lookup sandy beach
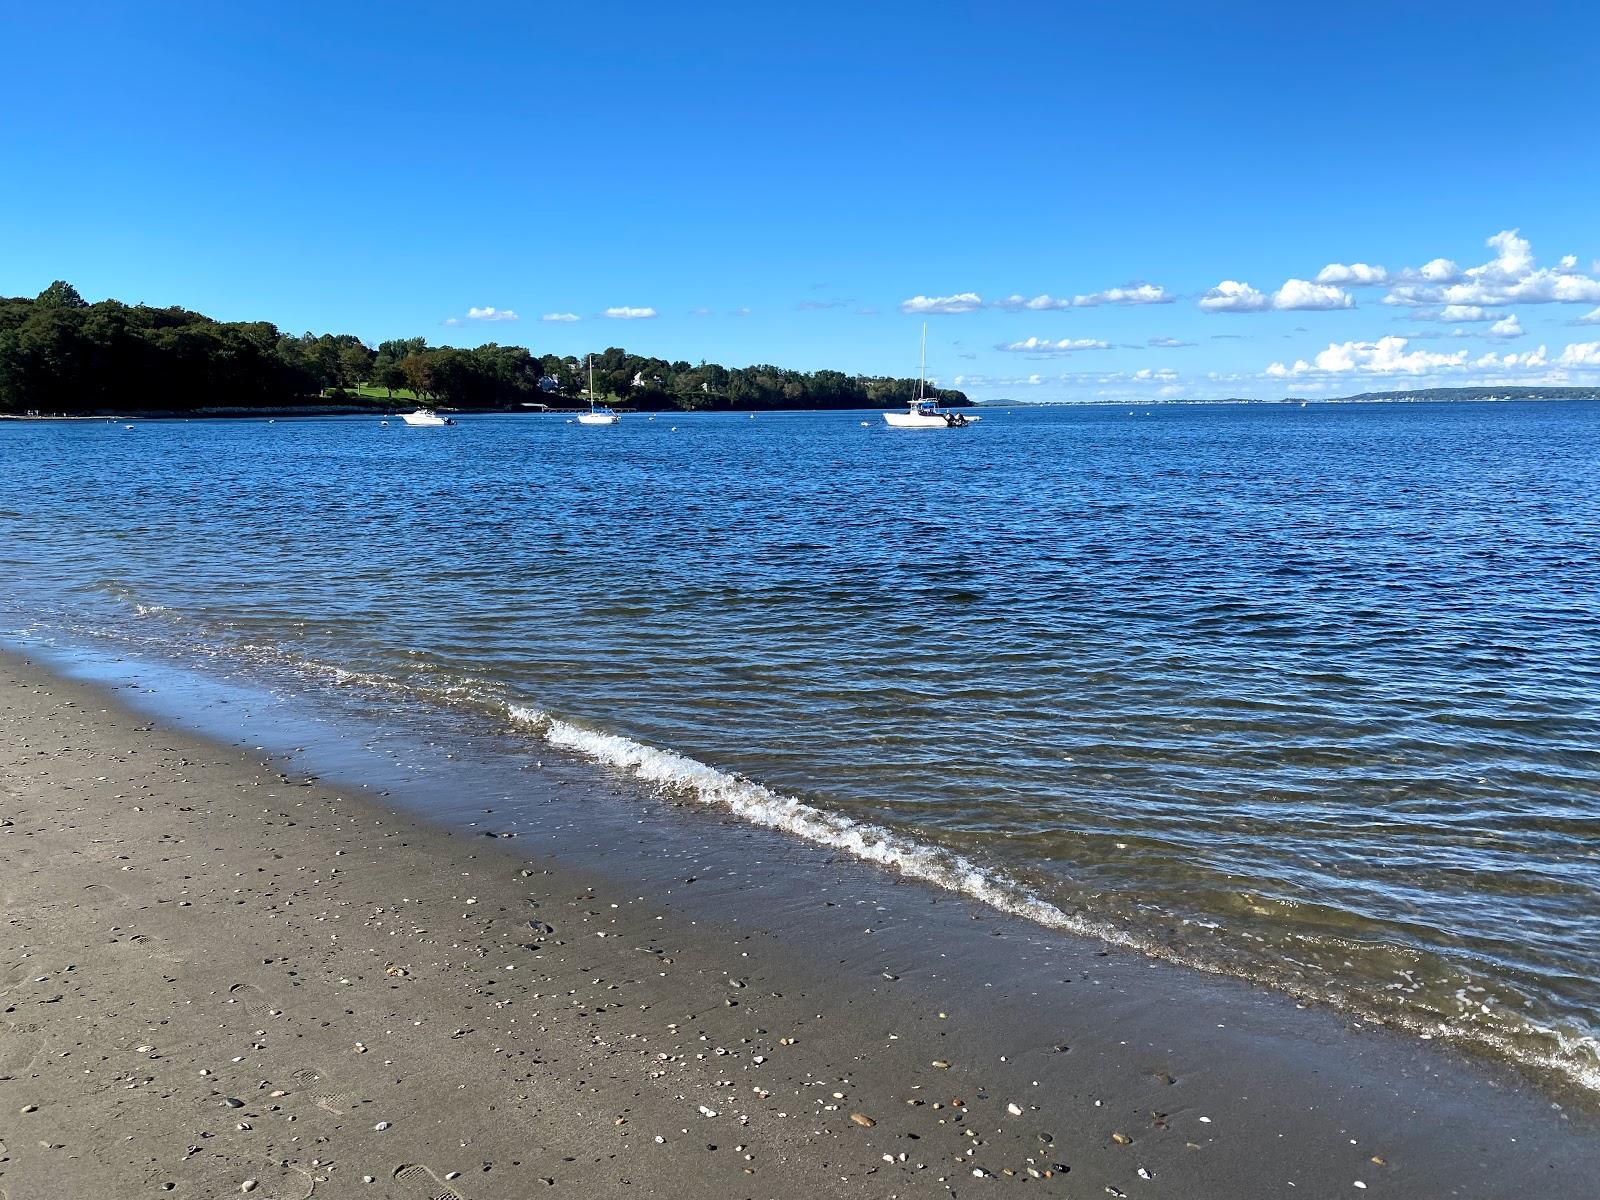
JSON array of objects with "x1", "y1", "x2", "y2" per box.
[{"x1": 2, "y1": 649, "x2": 1597, "y2": 1199}]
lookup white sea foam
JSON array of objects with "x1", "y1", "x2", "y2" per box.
[
  {"x1": 508, "y1": 703, "x2": 1150, "y2": 952},
  {"x1": 506, "y1": 701, "x2": 1600, "y2": 1100}
]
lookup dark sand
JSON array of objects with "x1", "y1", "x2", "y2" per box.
[{"x1": 2, "y1": 650, "x2": 1597, "y2": 1199}]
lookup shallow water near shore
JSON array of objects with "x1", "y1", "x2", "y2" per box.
[{"x1": 3, "y1": 400, "x2": 1598, "y2": 1096}]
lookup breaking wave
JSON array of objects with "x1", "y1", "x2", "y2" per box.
[
  {"x1": 509, "y1": 703, "x2": 1139, "y2": 947},
  {"x1": 506, "y1": 701, "x2": 1600, "y2": 1101}
]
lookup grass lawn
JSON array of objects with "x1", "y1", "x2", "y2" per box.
[{"x1": 321, "y1": 383, "x2": 422, "y2": 404}]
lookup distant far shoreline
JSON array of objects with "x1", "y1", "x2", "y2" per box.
[
  {"x1": 1271, "y1": 385, "x2": 1600, "y2": 405},
  {"x1": 977, "y1": 386, "x2": 1600, "y2": 407}
]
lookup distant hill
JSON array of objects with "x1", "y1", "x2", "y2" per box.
[{"x1": 1281, "y1": 386, "x2": 1600, "y2": 404}]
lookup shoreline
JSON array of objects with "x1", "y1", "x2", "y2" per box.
[
  {"x1": 0, "y1": 401, "x2": 977, "y2": 423},
  {"x1": 3, "y1": 647, "x2": 1599, "y2": 1197}
]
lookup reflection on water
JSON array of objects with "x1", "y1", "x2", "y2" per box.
[{"x1": 4, "y1": 401, "x2": 1599, "y2": 1094}]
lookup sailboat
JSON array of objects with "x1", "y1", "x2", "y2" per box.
[
  {"x1": 577, "y1": 356, "x2": 621, "y2": 425},
  {"x1": 883, "y1": 324, "x2": 974, "y2": 428}
]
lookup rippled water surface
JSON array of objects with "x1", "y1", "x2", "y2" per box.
[{"x1": 3, "y1": 402, "x2": 1598, "y2": 1093}]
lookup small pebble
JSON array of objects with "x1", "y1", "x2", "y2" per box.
[
  {"x1": 374, "y1": 1121, "x2": 391, "y2": 1131},
  {"x1": 850, "y1": 1113, "x2": 876, "y2": 1127}
]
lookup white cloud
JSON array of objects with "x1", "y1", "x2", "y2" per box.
[
  {"x1": 1200, "y1": 278, "x2": 1351, "y2": 312},
  {"x1": 1132, "y1": 367, "x2": 1179, "y2": 381},
  {"x1": 1316, "y1": 262, "x2": 1389, "y2": 286},
  {"x1": 993, "y1": 294, "x2": 1070, "y2": 311},
  {"x1": 1574, "y1": 306, "x2": 1600, "y2": 325},
  {"x1": 1385, "y1": 230, "x2": 1600, "y2": 308},
  {"x1": 1559, "y1": 342, "x2": 1600, "y2": 366},
  {"x1": 1148, "y1": 335, "x2": 1195, "y2": 347},
  {"x1": 1272, "y1": 279, "x2": 1354, "y2": 310},
  {"x1": 1473, "y1": 345, "x2": 1547, "y2": 369},
  {"x1": 1417, "y1": 257, "x2": 1461, "y2": 283},
  {"x1": 1073, "y1": 283, "x2": 1173, "y2": 307},
  {"x1": 992, "y1": 284, "x2": 1171, "y2": 311},
  {"x1": 999, "y1": 336, "x2": 1112, "y2": 354},
  {"x1": 1440, "y1": 304, "x2": 1494, "y2": 322},
  {"x1": 1266, "y1": 335, "x2": 1469, "y2": 377},
  {"x1": 604, "y1": 306, "x2": 658, "y2": 320},
  {"x1": 443, "y1": 305, "x2": 519, "y2": 326},
  {"x1": 1199, "y1": 280, "x2": 1269, "y2": 312},
  {"x1": 1263, "y1": 333, "x2": 1600, "y2": 380},
  {"x1": 540, "y1": 312, "x2": 580, "y2": 322},
  {"x1": 900, "y1": 292, "x2": 983, "y2": 314},
  {"x1": 1484, "y1": 314, "x2": 1524, "y2": 340}
]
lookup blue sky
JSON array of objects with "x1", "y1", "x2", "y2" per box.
[{"x1": 4, "y1": 1, "x2": 1598, "y2": 401}]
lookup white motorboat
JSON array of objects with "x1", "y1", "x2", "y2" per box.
[
  {"x1": 400, "y1": 408, "x2": 454, "y2": 427},
  {"x1": 885, "y1": 399, "x2": 974, "y2": 428},
  {"x1": 577, "y1": 356, "x2": 621, "y2": 425},
  {"x1": 883, "y1": 324, "x2": 975, "y2": 428}
]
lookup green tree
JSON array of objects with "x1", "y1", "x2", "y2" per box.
[
  {"x1": 35, "y1": 280, "x2": 87, "y2": 310},
  {"x1": 400, "y1": 352, "x2": 434, "y2": 400},
  {"x1": 338, "y1": 342, "x2": 374, "y2": 389}
]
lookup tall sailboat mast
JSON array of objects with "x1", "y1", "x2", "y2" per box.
[{"x1": 918, "y1": 321, "x2": 927, "y2": 401}]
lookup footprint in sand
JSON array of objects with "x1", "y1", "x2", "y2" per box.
[
  {"x1": 80, "y1": 881, "x2": 129, "y2": 906},
  {"x1": 0, "y1": 960, "x2": 36, "y2": 994},
  {"x1": 0, "y1": 1020, "x2": 45, "y2": 1075},
  {"x1": 226, "y1": 983, "x2": 282, "y2": 1021},
  {"x1": 288, "y1": 1066, "x2": 364, "y2": 1114},
  {"x1": 394, "y1": 1164, "x2": 472, "y2": 1200}
]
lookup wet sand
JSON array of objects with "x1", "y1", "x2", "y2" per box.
[{"x1": 2, "y1": 650, "x2": 1597, "y2": 1199}]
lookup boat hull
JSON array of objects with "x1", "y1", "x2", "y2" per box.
[
  {"x1": 577, "y1": 412, "x2": 620, "y2": 425},
  {"x1": 884, "y1": 411, "x2": 969, "y2": 428},
  {"x1": 400, "y1": 412, "x2": 449, "y2": 426}
]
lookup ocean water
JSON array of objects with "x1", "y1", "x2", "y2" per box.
[{"x1": 3, "y1": 402, "x2": 1598, "y2": 1096}]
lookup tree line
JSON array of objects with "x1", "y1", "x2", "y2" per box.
[{"x1": 0, "y1": 283, "x2": 969, "y2": 414}]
